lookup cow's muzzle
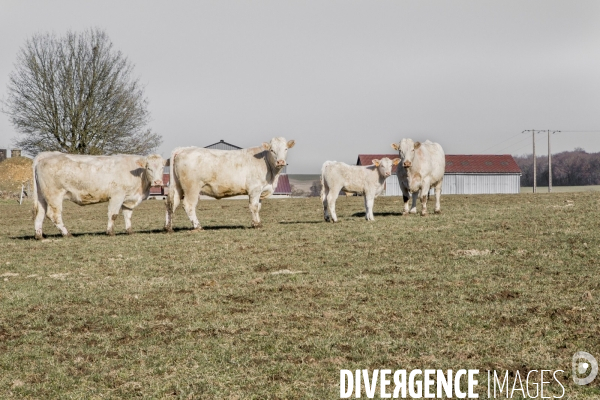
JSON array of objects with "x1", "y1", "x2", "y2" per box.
[
  {"x1": 384, "y1": 172, "x2": 391, "y2": 177},
  {"x1": 152, "y1": 180, "x2": 164, "y2": 187},
  {"x1": 403, "y1": 161, "x2": 412, "y2": 168},
  {"x1": 276, "y1": 160, "x2": 287, "y2": 167}
]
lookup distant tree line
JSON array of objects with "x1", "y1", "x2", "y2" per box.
[{"x1": 514, "y1": 148, "x2": 600, "y2": 186}]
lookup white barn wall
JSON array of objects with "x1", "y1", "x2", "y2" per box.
[
  {"x1": 384, "y1": 174, "x2": 521, "y2": 196},
  {"x1": 442, "y1": 174, "x2": 520, "y2": 194}
]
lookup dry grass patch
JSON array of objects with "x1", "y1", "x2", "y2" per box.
[{"x1": 0, "y1": 193, "x2": 599, "y2": 398}]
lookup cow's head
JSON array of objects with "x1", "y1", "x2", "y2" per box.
[
  {"x1": 372, "y1": 157, "x2": 400, "y2": 178},
  {"x1": 262, "y1": 137, "x2": 295, "y2": 168},
  {"x1": 138, "y1": 154, "x2": 166, "y2": 186},
  {"x1": 391, "y1": 139, "x2": 420, "y2": 169}
]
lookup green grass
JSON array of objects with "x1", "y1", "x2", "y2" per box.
[{"x1": 1, "y1": 193, "x2": 600, "y2": 398}]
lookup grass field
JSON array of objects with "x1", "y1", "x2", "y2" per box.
[
  {"x1": 1, "y1": 193, "x2": 600, "y2": 398},
  {"x1": 520, "y1": 185, "x2": 600, "y2": 193}
]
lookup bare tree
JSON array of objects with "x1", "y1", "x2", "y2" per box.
[{"x1": 3, "y1": 28, "x2": 161, "y2": 156}]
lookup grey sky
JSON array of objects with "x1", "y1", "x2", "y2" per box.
[{"x1": 1, "y1": 1, "x2": 599, "y2": 173}]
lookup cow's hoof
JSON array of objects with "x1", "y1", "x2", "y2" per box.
[
  {"x1": 252, "y1": 222, "x2": 263, "y2": 229},
  {"x1": 421, "y1": 211, "x2": 428, "y2": 217},
  {"x1": 409, "y1": 209, "x2": 417, "y2": 214},
  {"x1": 106, "y1": 231, "x2": 115, "y2": 236},
  {"x1": 164, "y1": 227, "x2": 174, "y2": 234},
  {"x1": 189, "y1": 227, "x2": 203, "y2": 233},
  {"x1": 126, "y1": 229, "x2": 134, "y2": 235},
  {"x1": 434, "y1": 209, "x2": 442, "y2": 214}
]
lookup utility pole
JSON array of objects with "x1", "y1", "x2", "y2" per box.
[
  {"x1": 533, "y1": 131, "x2": 536, "y2": 193},
  {"x1": 523, "y1": 130, "x2": 539, "y2": 193},
  {"x1": 548, "y1": 130, "x2": 552, "y2": 193},
  {"x1": 547, "y1": 130, "x2": 560, "y2": 193}
]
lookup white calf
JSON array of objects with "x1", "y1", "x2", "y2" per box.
[{"x1": 321, "y1": 157, "x2": 399, "y2": 222}]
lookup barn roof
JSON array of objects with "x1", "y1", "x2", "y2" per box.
[
  {"x1": 274, "y1": 174, "x2": 291, "y2": 195},
  {"x1": 445, "y1": 155, "x2": 521, "y2": 173},
  {"x1": 205, "y1": 139, "x2": 242, "y2": 150},
  {"x1": 357, "y1": 154, "x2": 521, "y2": 174}
]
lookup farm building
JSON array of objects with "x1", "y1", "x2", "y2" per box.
[
  {"x1": 205, "y1": 139, "x2": 242, "y2": 151},
  {"x1": 152, "y1": 140, "x2": 292, "y2": 197},
  {"x1": 356, "y1": 154, "x2": 521, "y2": 195}
]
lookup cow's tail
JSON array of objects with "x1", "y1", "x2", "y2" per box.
[
  {"x1": 31, "y1": 155, "x2": 41, "y2": 220},
  {"x1": 320, "y1": 161, "x2": 333, "y2": 201},
  {"x1": 165, "y1": 148, "x2": 182, "y2": 232}
]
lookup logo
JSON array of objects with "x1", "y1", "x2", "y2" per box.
[{"x1": 572, "y1": 352, "x2": 598, "y2": 385}]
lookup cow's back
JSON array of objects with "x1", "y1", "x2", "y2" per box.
[
  {"x1": 419, "y1": 141, "x2": 445, "y2": 182},
  {"x1": 35, "y1": 153, "x2": 143, "y2": 205},
  {"x1": 173, "y1": 147, "x2": 267, "y2": 199}
]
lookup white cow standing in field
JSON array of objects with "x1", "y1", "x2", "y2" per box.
[
  {"x1": 165, "y1": 137, "x2": 295, "y2": 231},
  {"x1": 321, "y1": 157, "x2": 400, "y2": 222},
  {"x1": 391, "y1": 139, "x2": 445, "y2": 216},
  {"x1": 33, "y1": 152, "x2": 166, "y2": 239}
]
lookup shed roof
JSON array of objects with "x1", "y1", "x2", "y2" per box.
[
  {"x1": 274, "y1": 174, "x2": 291, "y2": 195},
  {"x1": 357, "y1": 154, "x2": 521, "y2": 174},
  {"x1": 205, "y1": 140, "x2": 242, "y2": 150}
]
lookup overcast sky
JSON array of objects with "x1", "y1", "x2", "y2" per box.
[{"x1": 1, "y1": 1, "x2": 599, "y2": 172}]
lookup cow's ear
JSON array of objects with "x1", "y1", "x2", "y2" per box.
[
  {"x1": 287, "y1": 140, "x2": 295, "y2": 149},
  {"x1": 262, "y1": 142, "x2": 271, "y2": 150},
  {"x1": 136, "y1": 158, "x2": 146, "y2": 168},
  {"x1": 372, "y1": 159, "x2": 380, "y2": 167},
  {"x1": 391, "y1": 143, "x2": 400, "y2": 150},
  {"x1": 392, "y1": 158, "x2": 400, "y2": 166},
  {"x1": 414, "y1": 142, "x2": 421, "y2": 149}
]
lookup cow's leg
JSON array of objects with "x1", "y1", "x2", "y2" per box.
[
  {"x1": 165, "y1": 181, "x2": 181, "y2": 233},
  {"x1": 434, "y1": 181, "x2": 442, "y2": 214},
  {"x1": 409, "y1": 191, "x2": 418, "y2": 214},
  {"x1": 420, "y1": 181, "x2": 431, "y2": 216},
  {"x1": 321, "y1": 182, "x2": 330, "y2": 222},
  {"x1": 326, "y1": 189, "x2": 339, "y2": 222},
  {"x1": 46, "y1": 200, "x2": 70, "y2": 237},
  {"x1": 249, "y1": 193, "x2": 262, "y2": 228},
  {"x1": 34, "y1": 194, "x2": 47, "y2": 240},
  {"x1": 106, "y1": 198, "x2": 123, "y2": 236},
  {"x1": 181, "y1": 184, "x2": 201, "y2": 231},
  {"x1": 122, "y1": 206, "x2": 134, "y2": 234},
  {"x1": 400, "y1": 183, "x2": 411, "y2": 215},
  {"x1": 364, "y1": 194, "x2": 375, "y2": 221}
]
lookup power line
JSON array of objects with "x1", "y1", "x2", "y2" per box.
[
  {"x1": 478, "y1": 132, "x2": 523, "y2": 154},
  {"x1": 493, "y1": 135, "x2": 532, "y2": 154},
  {"x1": 556, "y1": 130, "x2": 600, "y2": 133}
]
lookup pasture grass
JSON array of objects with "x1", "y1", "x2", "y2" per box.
[
  {"x1": 1, "y1": 193, "x2": 599, "y2": 398},
  {"x1": 520, "y1": 185, "x2": 600, "y2": 193}
]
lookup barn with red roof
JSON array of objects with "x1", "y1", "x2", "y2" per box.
[{"x1": 357, "y1": 154, "x2": 521, "y2": 195}]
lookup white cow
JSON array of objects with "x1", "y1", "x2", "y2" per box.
[
  {"x1": 391, "y1": 139, "x2": 445, "y2": 216},
  {"x1": 165, "y1": 137, "x2": 295, "y2": 231},
  {"x1": 321, "y1": 157, "x2": 399, "y2": 222},
  {"x1": 33, "y1": 152, "x2": 166, "y2": 239}
]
